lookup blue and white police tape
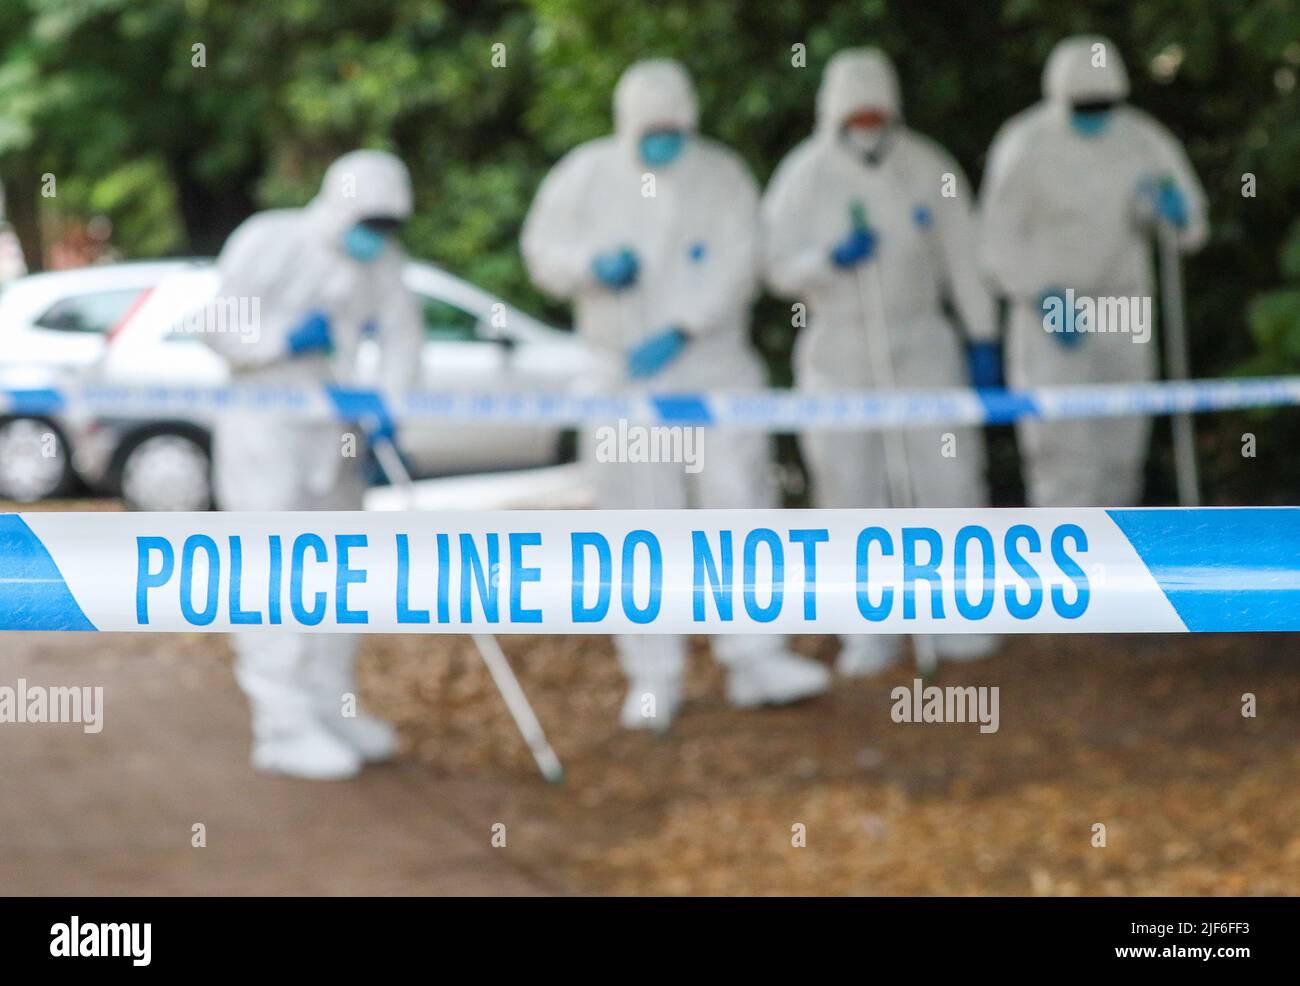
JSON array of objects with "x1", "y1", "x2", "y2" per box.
[
  {"x1": 4, "y1": 375, "x2": 1300, "y2": 429},
  {"x1": 3, "y1": 508, "x2": 1297, "y2": 634}
]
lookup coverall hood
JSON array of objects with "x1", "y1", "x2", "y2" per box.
[
  {"x1": 816, "y1": 48, "x2": 902, "y2": 138},
  {"x1": 614, "y1": 59, "x2": 699, "y2": 149},
  {"x1": 1043, "y1": 35, "x2": 1130, "y2": 105},
  {"x1": 308, "y1": 150, "x2": 413, "y2": 247}
]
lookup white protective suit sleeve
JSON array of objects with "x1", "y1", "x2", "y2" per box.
[
  {"x1": 761, "y1": 143, "x2": 840, "y2": 300},
  {"x1": 912, "y1": 139, "x2": 996, "y2": 343},
  {"x1": 205, "y1": 212, "x2": 306, "y2": 370},
  {"x1": 1138, "y1": 111, "x2": 1210, "y2": 252},
  {"x1": 666, "y1": 152, "x2": 761, "y2": 337},
  {"x1": 977, "y1": 116, "x2": 1053, "y2": 300},
  {"x1": 520, "y1": 146, "x2": 600, "y2": 301},
  {"x1": 369, "y1": 257, "x2": 424, "y2": 395}
]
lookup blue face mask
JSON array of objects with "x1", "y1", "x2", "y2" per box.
[
  {"x1": 1070, "y1": 109, "x2": 1111, "y2": 138},
  {"x1": 342, "y1": 223, "x2": 389, "y2": 262},
  {"x1": 639, "y1": 130, "x2": 686, "y2": 168}
]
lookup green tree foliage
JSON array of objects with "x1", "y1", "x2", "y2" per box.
[{"x1": 1, "y1": 1, "x2": 1298, "y2": 494}]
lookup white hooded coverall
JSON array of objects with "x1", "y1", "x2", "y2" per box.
[
  {"x1": 761, "y1": 48, "x2": 997, "y2": 663},
  {"x1": 979, "y1": 36, "x2": 1208, "y2": 506},
  {"x1": 203, "y1": 150, "x2": 423, "y2": 764},
  {"x1": 521, "y1": 60, "x2": 811, "y2": 702}
]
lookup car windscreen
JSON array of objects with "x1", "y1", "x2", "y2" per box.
[{"x1": 33, "y1": 288, "x2": 146, "y2": 334}]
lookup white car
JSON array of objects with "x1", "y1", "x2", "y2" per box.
[
  {"x1": 63, "y1": 261, "x2": 586, "y2": 510},
  {"x1": 0, "y1": 261, "x2": 200, "y2": 500}
]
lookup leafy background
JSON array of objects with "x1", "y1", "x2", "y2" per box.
[{"x1": 1, "y1": 0, "x2": 1297, "y2": 498}]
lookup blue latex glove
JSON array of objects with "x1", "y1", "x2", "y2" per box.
[
  {"x1": 592, "y1": 248, "x2": 639, "y2": 290},
  {"x1": 830, "y1": 226, "x2": 878, "y2": 268},
  {"x1": 1137, "y1": 177, "x2": 1189, "y2": 230},
  {"x1": 365, "y1": 408, "x2": 397, "y2": 444},
  {"x1": 1154, "y1": 179, "x2": 1188, "y2": 230},
  {"x1": 285, "y1": 310, "x2": 333, "y2": 356},
  {"x1": 324, "y1": 386, "x2": 397, "y2": 444},
  {"x1": 1038, "y1": 288, "x2": 1084, "y2": 349},
  {"x1": 627, "y1": 328, "x2": 688, "y2": 380},
  {"x1": 968, "y1": 341, "x2": 1003, "y2": 389}
]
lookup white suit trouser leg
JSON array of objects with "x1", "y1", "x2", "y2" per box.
[
  {"x1": 234, "y1": 633, "x2": 359, "y2": 742},
  {"x1": 801, "y1": 419, "x2": 990, "y2": 657},
  {"x1": 1017, "y1": 416, "x2": 1151, "y2": 507},
  {"x1": 1008, "y1": 303, "x2": 1154, "y2": 508},
  {"x1": 692, "y1": 427, "x2": 793, "y2": 668},
  {"x1": 585, "y1": 428, "x2": 689, "y2": 682},
  {"x1": 584, "y1": 422, "x2": 791, "y2": 679},
  {"x1": 217, "y1": 420, "x2": 370, "y2": 741}
]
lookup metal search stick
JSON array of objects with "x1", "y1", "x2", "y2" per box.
[
  {"x1": 850, "y1": 201, "x2": 940, "y2": 674},
  {"x1": 1157, "y1": 219, "x2": 1200, "y2": 506},
  {"x1": 353, "y1": 389, "x2": 564, "y2": 783}
]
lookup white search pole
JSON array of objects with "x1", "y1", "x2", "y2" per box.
[
  {"x1": 1157, "y1": 220, "x2": 1200, "y2": 506},
  {"x1": 354, "y1": 395, "x2": 564, "y2": 783},
  {"x1": 850, "y1": 200, "x2": 940, "y2": 675}
]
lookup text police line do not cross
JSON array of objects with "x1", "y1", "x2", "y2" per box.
[
  {"x1": 132, "y1": 521, "x2": 1089, "y2": 630},
  {"x1": 11, "y1": 508, "x2": 1279, "y2": 635}
]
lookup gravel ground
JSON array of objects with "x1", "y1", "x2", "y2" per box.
[{"x1": 363, "y1": 630, "x2": 1300, "y2": 895}]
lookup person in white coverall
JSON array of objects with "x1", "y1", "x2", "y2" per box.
[
  {"x1": 979, "y1": 36, "x2": 1208, "y2": 507},
  {"x1": 203, "y1": 150, "x2": 423, "y2": 779},
  {"x1": 522, "y1": 59, "x2": 830, "y2": 731},
  {"x1": 761, "y1": 48, "x2": 999, "y2": 676}
]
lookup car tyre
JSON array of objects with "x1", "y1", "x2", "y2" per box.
[
  {"x1": 0, "y1": 417, "x2": 74, "y2": 502},
  {"x1": 119, "y1": 430, "x2": 213, "y2": 511}
]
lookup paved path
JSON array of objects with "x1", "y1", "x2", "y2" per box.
[{"x1": 0, "y1": 632, "x2": 553, "y2": 895}]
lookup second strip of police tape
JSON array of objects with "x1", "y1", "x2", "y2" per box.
[{"x1": 3, "y1": 375, "x2": 1300, "y2": 429}]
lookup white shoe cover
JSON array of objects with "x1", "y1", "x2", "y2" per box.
[
  {"x1": 726, "y1": 651, "x2": 830, "y2": 708},
  {"x1": 324, "y1": 711, "x2": 399, "y2": 762},
  {"x1": 620, "y1": 675, "x2": 682, "y2": 732},
  {"x1": 836, "y1": 636, "x2": 902, "y2": 678},
  {"x1": 251, "y1": 724, "x2": 363, "y2": 781}
]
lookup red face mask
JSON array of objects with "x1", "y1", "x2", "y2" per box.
[
  {"x1": 844, "y1": 108, "x2": 889, "y2": 130},
  {"x1": 841, "y1": 108, "x2": 892, "y2": 162}
]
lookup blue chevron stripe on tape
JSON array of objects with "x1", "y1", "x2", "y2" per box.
[
  {"x1": 324, "y1": 384, "x2": 396, "y2": 435},
  {"x1": 0, "y1": 515, "x2": 96, "y2": 631},
  {"x1": 976, "y1": 388, "x2": 1040, "y2": 425},
  {"x1": 1108, "y1": 507, "x2": 1300, "y2": 632},
  {"x1": 650, "y1": 394, "x2": 714, "y2": 425},
  {"x1": 6, "y1": 508, "x2": 1300, "y2": 633}
]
